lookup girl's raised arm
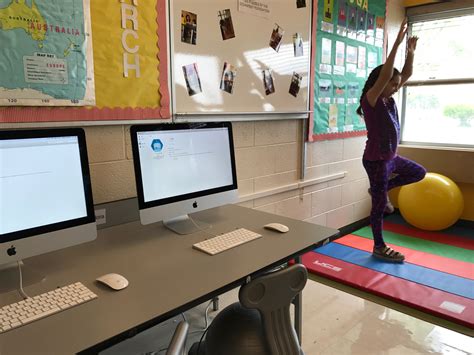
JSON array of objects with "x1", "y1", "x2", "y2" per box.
[
  {"x1": 399, "y1": 36, "x2": 418, "y2": 88},
  {"x1": 366, "y1": 19, "x2": 407, "y2": 107}
]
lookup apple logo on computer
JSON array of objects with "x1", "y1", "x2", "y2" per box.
[
  {"x1": 7, "y1": 245, "x2": 16, "y2": 256},
  {"x1": 193, "y1": 201, "x2": 198, "y2": 208}
]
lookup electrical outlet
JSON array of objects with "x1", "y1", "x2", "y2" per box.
[{"x1": 95, "y1": 209, "x2": 106, "y2": 226}]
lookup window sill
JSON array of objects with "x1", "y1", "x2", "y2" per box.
[{"x1": 399, "y1": 143, "x2": 474, "y2": 153}]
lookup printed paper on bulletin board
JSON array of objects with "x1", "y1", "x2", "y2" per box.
[
  {"x1": 0, "y1": 0, "x2": 170, "y2": 123},
  {"x1": 0, "y1": 0, "x2": 95, "y2": 107},
  {"x1": 309, "y1": 0, "x2": 386, "y2": 141}
]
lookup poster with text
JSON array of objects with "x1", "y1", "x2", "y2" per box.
[
  {"x1": 311, "y1": 0, "x2": 385, "y2": 140},
  {"x1": 238, "y1": 0, "x2": 271, "y2": 18},
  {"x1": 0, "y1": 0, "x2": 95, "y2": 106}
]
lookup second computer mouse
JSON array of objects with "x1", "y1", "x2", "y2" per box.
[
  {"x1": 96, "y1": 273, "x2": 129, "y2": 291},
  {"x1": 264, "y1": 223, "x2": 289, "y2": 233}
]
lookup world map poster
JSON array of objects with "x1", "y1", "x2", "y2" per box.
[{"x1": 0, "y1": 0, "x2": 95, "y2": 106}]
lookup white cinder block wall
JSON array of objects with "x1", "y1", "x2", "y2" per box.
[
  {"x1": 233, "y1": 120, "x2": 372, "y2": 229},
  {"x1": 84, "y1": 120, "x2": 372, "y2": 230}
]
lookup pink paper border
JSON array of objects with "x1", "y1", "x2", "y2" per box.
[{"x1": 0, "y1": 0, "x2": 170, "y2": 123}]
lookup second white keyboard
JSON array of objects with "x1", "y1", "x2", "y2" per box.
[
  {"x1": 0, "y1": 282, "x2": 97, "y2": 334},
  {"x1": 193, "y1": 228, "x2": 262, "y2": 255}
]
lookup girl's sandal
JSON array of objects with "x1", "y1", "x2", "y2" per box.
[{"x1": 373, "y1": 246, "x2": 405, "y2": 263}]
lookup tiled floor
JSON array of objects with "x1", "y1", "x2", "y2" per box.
[
  {"x1": 301, "y1": 279, "x2": 473, "y2": 355},
  {"x1": 103, "y1": 277, "x2": 473, "y2": 355}
]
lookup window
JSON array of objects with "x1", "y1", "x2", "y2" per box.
[{"x1": 401, "y1": 11, "x2": 474, "y2": 147}]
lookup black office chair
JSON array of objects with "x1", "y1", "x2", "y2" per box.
[{"x1": 189, "y1": 263, "x2": 308, "y2": 355}]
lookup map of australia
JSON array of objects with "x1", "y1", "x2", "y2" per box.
[{"x1": 0, "y1": 0, "x2": 95, "y2": 105}]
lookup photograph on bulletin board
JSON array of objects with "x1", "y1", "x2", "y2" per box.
[
  {"x1": 310, "y1": 0, "x2": 386, "y2": 141},
  {"x1": 0, "y1": 0, "x2": 170, "y2": 123}
]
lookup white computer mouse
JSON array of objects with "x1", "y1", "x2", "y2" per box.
[
  {"x1": 264, "y1": 223, "x2": 289, "y2": 233},
  {"x1": 96, "y1": 273, "x2": 129, "y2": 291}
]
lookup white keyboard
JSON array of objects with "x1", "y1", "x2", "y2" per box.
[
  {"x1": 0, "y1": 282, "x2": 97, "y2": 334},
  {"x1": 193, "y1": 228, "x2": 262, "y2": 255}
]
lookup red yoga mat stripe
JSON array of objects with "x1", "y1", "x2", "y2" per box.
[
  {"x1": 303, "y1": 252, "x2": 474, "y2": 328},
  {"x1": 334, "y1": 234, "x2": 474, "y2": 280},
  {"x1": 383, "y1": 221, "x2": 474, "y2": 251}
]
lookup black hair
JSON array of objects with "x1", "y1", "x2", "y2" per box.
[{"x1": 356, "y1": 65, "x2": 401, "y2": 116}]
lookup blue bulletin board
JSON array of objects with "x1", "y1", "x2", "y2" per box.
[{"x1": 310, "y1": 0, "x2": 386, "y2": 141}]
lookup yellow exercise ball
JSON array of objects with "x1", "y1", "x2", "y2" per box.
[{"x1": 398, "y1": 173, "x2": 464, "y2": 231}]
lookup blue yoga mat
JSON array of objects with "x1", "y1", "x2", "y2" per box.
[{"x1": 316, "y1": 242, "x2": 474, "y2": 299}]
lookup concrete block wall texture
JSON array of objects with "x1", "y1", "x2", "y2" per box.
[{"x1": 84, "y1": 120, "x2": 372, "y2": 230}]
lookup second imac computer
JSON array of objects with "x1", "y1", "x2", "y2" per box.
[
  {"x1": 0, "y1": 128, "x2": 97, "y2": 286},
  {"x1": 130, "y1": 122, "x2": 238, "y2": 234}
]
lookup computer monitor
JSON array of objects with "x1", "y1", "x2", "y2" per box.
[
  {"x1": 0, "y1": 128, "x2": 97, "y2": 275},
  {"x1": 130, "y1": 122, "x2": 238, "y2": 234}
]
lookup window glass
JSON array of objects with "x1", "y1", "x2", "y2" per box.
[
  {"x1": 403, "y1": 84, "x2": 474, "y2": 146},
  {"x1": 410, "y1": 15, "x2": 474, "y2": 81},
  {"x1": 402, "y1": 14, "x2": 474, "y2": 147}
]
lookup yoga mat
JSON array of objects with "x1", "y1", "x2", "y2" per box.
[
  {"x1": 335, "y1": 234, "x2": 473, "y2": 279},
  {"x1": 352, "y1": 227, "x2": 473, "y2": 262},
  {"x1": 383, "y1": 221, "x2": 474, "y2": 250},
  {"x1": 303, "y1": 216, "x2": 474, "y2": 328},
  {"x1": 303, "y1": 252, "x2": 474, "y2": 328},
  {"x1": 316, "y1": 242, "x2": 473, "y2": 299}
]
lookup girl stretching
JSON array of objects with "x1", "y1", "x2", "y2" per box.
[{"x1": 356, "y1": 19, "x2": 426, "y2": 262}]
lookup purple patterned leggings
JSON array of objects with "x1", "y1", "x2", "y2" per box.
[{"x1": 363, "y1": 156, "x2": 426, "y2": 248}]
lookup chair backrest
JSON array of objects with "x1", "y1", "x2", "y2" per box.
[{"x1": 239, "y1": 264, "x2": 308, "y2": 355}]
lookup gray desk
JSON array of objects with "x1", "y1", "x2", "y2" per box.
[{"x1": 0, "y1": 205, "x2": 338, "y2": 354}]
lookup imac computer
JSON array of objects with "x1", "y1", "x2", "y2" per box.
[
  {"x1": 130, "y1": 122, "x2": 238, "y2": 234},
  {"x1": 0, "y1": 128, "x2": 96, "y2": 289}
]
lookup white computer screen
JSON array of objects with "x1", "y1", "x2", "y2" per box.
[
  {"x1": 137, "y1": 127, "x2": 234, "y2": 203},
  {"x1": 0, "y1": 136, "x2": 88, "y2": 235}
]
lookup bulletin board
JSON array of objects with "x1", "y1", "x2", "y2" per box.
[
  {"x1": 170, "y1": 0, "x2": 312, "y2": 118},
  {"x1": 309, "y1": 0, "x2": 386, "y2": 141},
  {"x1": 0, "y1": 0, "x2": 170, "y2": 123}
]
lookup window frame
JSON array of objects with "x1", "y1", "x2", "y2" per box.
[{"x1": 400, "y1": 8, "x2": 474, "y2": 149}]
